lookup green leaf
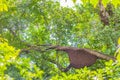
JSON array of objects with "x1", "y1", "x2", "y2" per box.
[{"x1": 118, "y1": 37, "x2": 120, "y2": 45}]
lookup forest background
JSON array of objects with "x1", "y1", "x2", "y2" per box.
[{"x1": 1, "y1": 0, "x2": 120, "y2": 80}]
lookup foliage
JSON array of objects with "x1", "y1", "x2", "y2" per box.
[
  {"x1": 114, "y1": 37, "x2": 120, "y2": 62},
  {"x1": 51, "y1": 60, "x2": 120, "y2": 80},
  {"x1": 0, "y1": 0, "x2": 120, "y2": 79},
  {"x1": 0, "y1": 0, "x2": 8, "y2": 12},
  {"x1": 0, "y1": 37, "x2": 43, "y2": 80},
  {"x1": 81, "y1": 0, "x2": 120, "y2": 7}
]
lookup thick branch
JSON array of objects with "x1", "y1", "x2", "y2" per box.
[
  {"x1": 20, "y1": 45, "x2": 116, "y2": 72},
  {"x1": 82, "y1": 48, "x2": 116, "y2": 61},
  {"x1": 98, "y1": 0, "x2": 109, "y2": 25},
  {"x1": 55, "y1": 46, "x2": 116, "y2": 61},
  {"x1": 20, "y1": 45, "x2": 58, "y2": 53}
]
